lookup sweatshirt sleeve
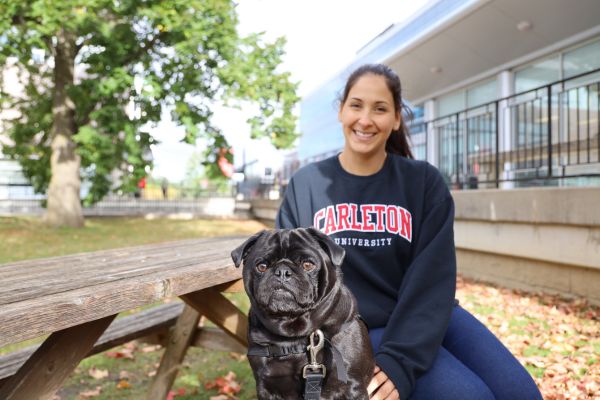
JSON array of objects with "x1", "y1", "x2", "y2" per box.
[
  {"x1": 275, "y1": 177, "x2": 300, "y2": 229},
  {"x1": 375, "y1": 173, "x2": 457, "y2": 399}
]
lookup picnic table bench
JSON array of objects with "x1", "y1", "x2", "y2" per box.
[{"x1": 0, "y1": 235, "x2": 250, "y2": 399}]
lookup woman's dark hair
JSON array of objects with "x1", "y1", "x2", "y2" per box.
[{"x1": 339, "y1": 63, "x2": 414, "y2": 159}]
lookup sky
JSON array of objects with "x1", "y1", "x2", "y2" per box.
[{"x1": 150, "y1": 0, "x2": 432, "y2": 183}]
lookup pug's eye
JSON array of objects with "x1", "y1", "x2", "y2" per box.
[
  {"x1": 302, "y1": 261, "x2": 316, "y2": 272},
  {"x1": 256, "y1": 263, "x2": 268, "y2": 273}
]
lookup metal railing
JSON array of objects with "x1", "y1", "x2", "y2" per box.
[{"x1": 429, "y1": 68, "x2": 600, "y2": 189}]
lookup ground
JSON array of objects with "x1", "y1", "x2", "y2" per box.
[{"x1": 0, "y1": 216, "x2": 598, "y2": 399}]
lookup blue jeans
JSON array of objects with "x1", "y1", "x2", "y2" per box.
[{"x1": 369, "y1": 305, "x2": 542, "y2": 400}]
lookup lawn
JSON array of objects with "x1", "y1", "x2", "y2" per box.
[
  {"x1": 1, "y1": 216, "x2": 598, "y2": 399},
  {"x1": 0, "y1": 216, "x2": 266, "y2": 263}
]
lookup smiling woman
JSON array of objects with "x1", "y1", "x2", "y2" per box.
[
  {"x1": 337, "y1": 65, "x2": 413, "y2": 177},
  {"x1": 276, "y1": 64, "x2": 543, "y2": 400}
]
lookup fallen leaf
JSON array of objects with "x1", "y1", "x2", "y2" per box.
[
  {"x1": 88, "y1": 367, "x2": 109, "y2": 380},
  {"x1": 116, "y1": 380, "x2": 131, "y2": 389},
  {"x1": 204, "y1": 371, "x2": 242, "y2": 396},
  {"x1": 141, "y1": 344, "x2": 162, "y2": 353},
  {"x1": 79, "y1": 386, "x2": 102, "y2": 398}
]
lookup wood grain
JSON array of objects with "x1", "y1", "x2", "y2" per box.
[
  {"x1": 0, "y1": 315, "x2": 115, "y2": 400},
  {"x1": 147, "y1": 305, "x2": 200, "y2": 400},
  {"x1": 182, "y1": 288, "x2": 249, "y2": 348},
  {"x1": 0, "y1": 236, "x2": 246, "y2": 347}
]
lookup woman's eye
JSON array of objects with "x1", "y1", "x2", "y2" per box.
[
  {"x1": 376, "y1": 107, "x2": 387, "y2": 112},
  {"x1": 350, "y1": 103, "x2": 361, "y2": 109},
  {"x1": 256, "y1": 263, "x2": 268, "y2": 273},
  {"x1": 302, "y1": 261, "x2": 315, "y2": 272}
]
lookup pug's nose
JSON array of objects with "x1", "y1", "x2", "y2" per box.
[{"x1": 274, "y1": 265, "x2": 293, "y2": 281}]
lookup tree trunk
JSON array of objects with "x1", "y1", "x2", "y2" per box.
[{"x1": 45, "y1": 29, "x2": 83, "y2": 227}]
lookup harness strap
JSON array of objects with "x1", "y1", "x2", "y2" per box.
[
  {"x1": 247, "y1": 342, "x2": 307, "y2": 357},
  {"x1": 303, "y1": 371, "x2": 325, "y2": 400},
  {"x1": 325, "y1": 338, "x2": 348, "y2": 383}
]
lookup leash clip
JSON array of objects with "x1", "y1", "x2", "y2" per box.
[{"x1": 303, "y1": 329, "x2": 326, "y2": 378}]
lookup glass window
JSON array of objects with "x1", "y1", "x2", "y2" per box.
[
  {"x1": 437, "y1": 91, "x2": 465, "y2": 117},
  {"x1": 514, "y1": 56, "x2": 560, "y2": 93},
  {"x1": 563, "y1": 38, "x2": 600, "y2": 79},
  {"x1": 467, "y1": 79, "x2": 497, "y2": 108}
]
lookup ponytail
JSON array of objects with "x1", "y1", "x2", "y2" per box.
[{"x1": 386, "y1": 108, "x2": 414, "y2": 159}]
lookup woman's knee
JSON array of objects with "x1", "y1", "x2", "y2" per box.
[
  {"x1": 410, "y1": 376, "x2": 495, "y2": 400},
  {"x1": 409, "y1": 348, "x2": 495, "y2": 400},
  {"x1": 488, "y1": 373, "x2": 543, "y2": 400}
]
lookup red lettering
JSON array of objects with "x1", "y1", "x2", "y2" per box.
[
  {"x1": 349, "y1": 204, "x2": 362, "y2": 230},
  {"x1": 324, "y1": 205, "x2": 337, "y2": 234},
  {"x1": 313, "y1": 208, "x2": 325, "y2": 231},
  {"x1": 373, "y1": 205, "x2": 386, "y2": 232},
  {"x1": 361, "y1": 205, "x2": 375, "y2": 231},
  {"x1": 336, "y1": 204, "x2": 351, "y2": 231},
  {"x1": 386, "y1": 206, "x2": 399, "y2": 234},
  {"x1": 399, "y1": 207, "x2": 412, "y2": 241}
]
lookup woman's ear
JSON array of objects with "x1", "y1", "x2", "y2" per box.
[{"x1": 394, "y1": 111, "x2": 401, "y2": 131}]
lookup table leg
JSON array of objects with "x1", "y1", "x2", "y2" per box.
[
  {"x1": 147, "y1": 304, "x2": 201, "y2": 400},
  {"x1": 181, "y1": 287, "x2": 249, "y2": 348},
  {"x1": 0, "y1": 314, "x2": 116, "y2": 400}
]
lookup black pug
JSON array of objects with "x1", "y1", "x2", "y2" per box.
[{"x1": 231, "y1": 228, "x2": 374, "y2": 400}]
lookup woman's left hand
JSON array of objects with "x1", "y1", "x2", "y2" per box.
[{"x1": 367, "y1": 365, "x2": 400, "y2": 399}]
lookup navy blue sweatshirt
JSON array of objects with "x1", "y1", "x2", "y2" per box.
[{"x1": 275, "y1": 153, "x2": 456, "y2": 399}]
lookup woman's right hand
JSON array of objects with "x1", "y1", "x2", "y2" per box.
[{"x1": 367, "y1": 365, "x2": 400, "y2": 400}]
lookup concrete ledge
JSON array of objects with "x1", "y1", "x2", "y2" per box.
[
  {"x1": 455, "y1": 220, "x2": 600, "y2": 270},
  {"x1": 250, "y1": 188, "x2": 600, "y2": 303},
  {"x1": 457, "y1": 249, "x2": 600, "y2": 305},
  {"x1": 452, "y1": 187, "x2": 600, "y2": 226}
]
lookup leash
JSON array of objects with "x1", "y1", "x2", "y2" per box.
[
  {"x1": 302, "y1": 330, "x2": 326, "y2": 399},
  {"x1": 247, "y1": 329, "x2": 348, "y2": 399}
]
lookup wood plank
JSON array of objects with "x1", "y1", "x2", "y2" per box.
[
  {"x1": 214, "y1": 278, "x2": 245, "y2": 293},
  {"x1": 147, "y1": 305, "x2": 201, "y2": 400},
  {"x1": 0, "y1": 302, "x2": 184, "y2": 383},
  {"x1": 0, "y1": 251, "x2": 226, "y2": 305},
  {"x1": 0, "y1": 262, "x2": 242, "y2": 347},
  {"x1": 0, "y1": 236, "x2": 231, "y2": 281},
  {"x1": 0, "y1": 236, "x2": 230, "y2": 275},
  {"x1": 0, "y1": 237, "x2": 247, "y2": 304},
  {"x1": 192, "y1": 326, "x2": 247, "y2": 354},
  {"x1": 0, "y1": 315, "x2": 116, "y2": 400},
  {"x1": 182, "y1": 289, "x2": 249, "y2": 348}
]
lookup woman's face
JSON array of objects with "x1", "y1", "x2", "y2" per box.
[{"x1": 338, "y1": 74, "x2": 401, "y2": 159}]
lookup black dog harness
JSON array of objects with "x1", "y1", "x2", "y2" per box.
[{"x1": 247, "y1": 329, "x2": 348, "y2": 400}]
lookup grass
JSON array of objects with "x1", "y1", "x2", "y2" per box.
[{"x1": 0, "y1": 216, "x2": 266, "y2": 263}]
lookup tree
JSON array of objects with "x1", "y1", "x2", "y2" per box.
[{"x1": 0, "y1": 0, "x2": 299, "y2": 227}]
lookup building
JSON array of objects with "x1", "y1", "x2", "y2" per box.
[
  {"x1": 296, "y1": 0, "x2": 600, "y2": 189},
  {"x1": 284, "y1": 0, "x2": 600, "y2": 303}
]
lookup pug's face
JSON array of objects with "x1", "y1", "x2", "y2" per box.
[{"x1": 231, "y1": 228, "x2": 345, "y2": 317}]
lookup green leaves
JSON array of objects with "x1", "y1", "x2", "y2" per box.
[{"x1": 0, "y1": 0, "x2": 299, "y2": 207}]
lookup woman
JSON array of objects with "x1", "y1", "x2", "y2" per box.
[{"x1": 275, "y1": 64, "x2": 542, "y2": 400}]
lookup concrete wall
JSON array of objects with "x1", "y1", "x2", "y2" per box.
[
  {"x1": 251, "y1": 187, "x2": 600, "y2": 304},
  {"x1": 453, "y1": 187, "x2": 600, "y2": 304}
]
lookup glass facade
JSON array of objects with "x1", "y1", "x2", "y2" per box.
[
  {"x1": 514, "y1": 56, "x2": 561, "y2": 93},
  {"x1": 563, "y1": 38, "x2": 600, "y2": 79}
]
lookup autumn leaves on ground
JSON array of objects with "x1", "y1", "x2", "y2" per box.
[{"x1": 1, "y1": 217, "x2": 598, "y2": 399}]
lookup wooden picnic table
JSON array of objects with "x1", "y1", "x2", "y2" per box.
[{"x1": 0, "y1": 235, "x2": 250, "y2": 399}]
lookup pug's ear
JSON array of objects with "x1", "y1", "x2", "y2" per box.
[
  {"x1": 306, "y1": 227, "x2": 345, "y2": 266},
  {"x1": 231, "y1": 230, "x2": 267, "y2": 268}
]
